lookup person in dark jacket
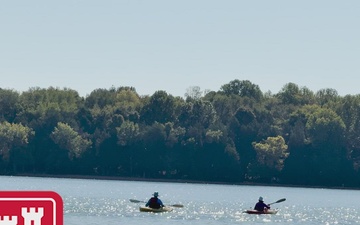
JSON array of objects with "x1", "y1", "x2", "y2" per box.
[
  {"x1": 145, "y1": 192, "x2": 164, "y2": 209},
  {"x1": 254, "y1": 196, "x2": 270, "y2": 211}
]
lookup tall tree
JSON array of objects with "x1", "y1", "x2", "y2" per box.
[
  {"x1": 0, "y1": 122, "x2": 34, "y2": 171},
  {"x1": 339, "y1": 95, "x2": 360, "y2": 173},
  {"x1": 185, "y1": 86, "x2": 203, "y2": 100},
  {"x1": 140, "y1": 91, "x2": 180, "y2": 125},
  {"x1": 51, "y1": 122, "x2": 92, "y2": 160},
  {"x1": 220, "y1": 79, "x2": 263, "y2": 101},
  {"x1": 276, "y1": 82, "x2": 316, "y2": 105},
  {"x1": 0, "y1": 89, "x2": 20, "y2": 123},
  {"x1": 298, "y1": 105, "x2": 351, "y2": 185},
  {"x1": 315, "y1": 88, "x2": 340, "y2": 107},
  {"x1": 252, "y1": 136, "x2": 289, "y2": 171}
]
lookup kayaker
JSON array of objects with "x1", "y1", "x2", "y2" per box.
[
  {"x1": 145, "y1": 192, "x2": 164, "y2": 209},
  {"x1": 254, "y1": 196, "x2": 270, "y2": 212}
]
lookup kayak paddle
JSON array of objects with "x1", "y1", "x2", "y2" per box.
[
  {"x1": 129, "y1": 199, "x2": 184, "y2": 208},
  {"x1": 170, "y1": 204, "x2": 184, "y2": 208},
  {"x1": 130, "y1": 199, "x2": 145, "y2": 203},
  {"x1": 268, "y1": 198, "x2": 286, "y2": 205}
]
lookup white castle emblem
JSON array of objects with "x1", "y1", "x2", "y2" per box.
[{"x1": 0, "y1": 207, "x2": 44, "y2": 225}]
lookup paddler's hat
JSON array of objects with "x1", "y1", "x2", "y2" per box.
[
  {"x1": 153, "y1": 192, "x2": 159, "y2": 197},
  {"x1": 259, "y1": 196, "x2": 263, "y2": 201}
]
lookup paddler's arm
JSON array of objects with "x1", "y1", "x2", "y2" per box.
[{"x1": 158, "y1": 199, "x2": 164, "y2": 207}]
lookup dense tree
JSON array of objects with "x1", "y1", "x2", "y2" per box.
[
  {"x1": 13, "y1": 87, "x2": 84, "y2": 172},
  {"x1": 0, "y1": 81, "x2": 360, "y2": 188},
  {"x1": 315, "y1": 88, "x2": 340, "y2": 107},
  {"x1": 116, "y1": 121, "x2": 140, "y2": 146},
  {"x1": 252, "y1": 136, "x2": 289, "y2": 171},
  {"x1": 204, "y1": 93, "x2": 235, "y2": 124},
  {"x1": 140, "y1": 91, "x2": 180, "y2": 125},
  {"x1": 114, "y1": 89, "x2": 142, "y2": 121},
  {"x1": 0, "y1": 89, "x2": 20, "y2": 123},
  {"x1": 0, "y1": 122, "x2": 34, "y2": 171},
  {"x1": 0, "y1": 121, "x2": 34, "y2": 159},
  {"x1": 220, "y1": 80, "x2": 263, "y2": 101},
  {"x1": 277, "y1": 83, "x2": 316, "y2": 105},
  {"x1": 249, "y1": 136, "x2": 289, "y2": 182},
  {"x1": 336, "y1": 95, "x2": 360, "y2": 171},
  {"x1": 305, "y1": 106, "x2": 345, "y2": 148},
  {"x1": 51, "y1": 122, "x2": 92, "y2": 160},
  {"x1": 16, "y1": 87, "x2": 82, "y2": 128}
]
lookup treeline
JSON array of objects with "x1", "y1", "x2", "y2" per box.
[{"x1": 1, "y1": 80, "x2": 360, "y2": 188}]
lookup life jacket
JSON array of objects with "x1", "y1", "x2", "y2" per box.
[
  {"x1": 149, "y1": 197, "x2": 161, "y2": 209},
  {"x1": 254, "y1": 201, "x2": 269, "y2": 211}
]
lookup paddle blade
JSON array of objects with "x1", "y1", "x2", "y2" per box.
[
  {"x1": 130, "y1": 199, "x2": 144, "y2": 203},
  {"x1": 170, "y1": 204, "x2": 184, "y2": 208},
  {"x1": 269, "y1": 198, "x2": 286, "y2": 205},
  {"x1": 275, "y1": 198, "x2": 286, "y2": 203}
]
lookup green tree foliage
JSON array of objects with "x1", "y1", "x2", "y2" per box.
[
  {"x1": 305, "y1": 106, "x2": 350, "y2": 184},
  {"x1": 164, "y1": 122, "x2": 185, "y2": 148},
  {"x1": 252, "y1": 136, "x2": 289, "y2": 171},
  {"x1": 338, "y1": 95, "x2": 360, "y2": 172},
  {"x1": 277, "y1": 82, "x2": 315, "y2": 105},
  {"x1": 116, "y1": 121, "x2": 140, "y2": 146},
  {"x1": 1, "y1": 81, "x2": 360, "y2": 187},
  {"x1": 17, "y1": 87, "x2": 82, "y2": 127},
  {"x1": 114, "y1": 89, "x2": 142, "y2": 121},
  {"x1": 315, "y1": 88, "x2": 340, "y2": 107},
  {"x1": 142, "y1": 122, "x2": 166, "y2": 144},
  {"x1": 0, "y1": 89, "x2": 20, "y2": 123},
  {"x1": 234, "y1": 107, "x2": 255, "y2": 125},
  {"x1": 248, "y1": 136, "x2": 289, "y2": 182},
  {"x1": 141, "y1": 91, "x2": 180, "y2": 125},
  {"x1": 51, "y1": 122, "x2": 92, "y2": 159},
  {"x1": 13, "y1": 87, "x2": 84, "y2": 173},
  {"x1": 85, "y1": 88, "x2": 125, "y2": 132},
  {"x1": 205, "y1": 129, "x2": 223, "y2": 143},
  {"x1": 284, "y1": 105, "x2": 352, "y2": 185},
  {"x1": 178, "y1": 100, "x2": 217, "y2": 129},
  {"x1": 204, "y1": 93, "x2": 236, "y2": 125},
  {"x1": 305, "y1": 106, "x2": 345, "y2": 148},
  {"x1": 83, "y1": 87, "x2": 138, "y2": 170},
  {"x1": 0, "y1": 122, "x2": 34, "y2": 161},
  {"x1": 220, "y1": 79, "x2": 263, "y2": 101}
]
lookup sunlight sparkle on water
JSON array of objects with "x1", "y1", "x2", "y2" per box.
[{"x1": 2, "y1": 176, "x2": 360, "y2": 225}]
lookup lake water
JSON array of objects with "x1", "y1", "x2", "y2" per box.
[{"x1": 1, "y1": 175, "x2": 359, "y2": 225}]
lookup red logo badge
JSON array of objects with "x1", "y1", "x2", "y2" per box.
[{"x1": 0, "y1": 191, "x2": 63, "y2": 225}]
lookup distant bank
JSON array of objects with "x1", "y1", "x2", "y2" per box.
[{"x1": 10, "y1": 173, "x2": 359, "y2": 191}]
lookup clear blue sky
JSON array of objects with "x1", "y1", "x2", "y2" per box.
[{"x1": 1, "y1": 1, "x2": 359, "y2": 97}]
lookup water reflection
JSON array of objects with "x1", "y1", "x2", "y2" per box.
[
  {"x1": 63, "y1": 194, "x2": 360, "y2": 224},
  {"x1": 1, "y1": 176, "x2": 360, "y2": 225}
]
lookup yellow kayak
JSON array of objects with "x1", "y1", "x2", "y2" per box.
[{"x1": 139, "y1": 206, "x2": 173, "y2": 213}]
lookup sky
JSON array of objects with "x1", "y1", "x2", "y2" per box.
[{"x1": 1, "y1": 0, "x2": 359, "y2": 98}]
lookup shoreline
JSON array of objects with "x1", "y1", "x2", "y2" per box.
[{"x1": 7, "y1": 173, "x2": 360, "y2": 191}]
